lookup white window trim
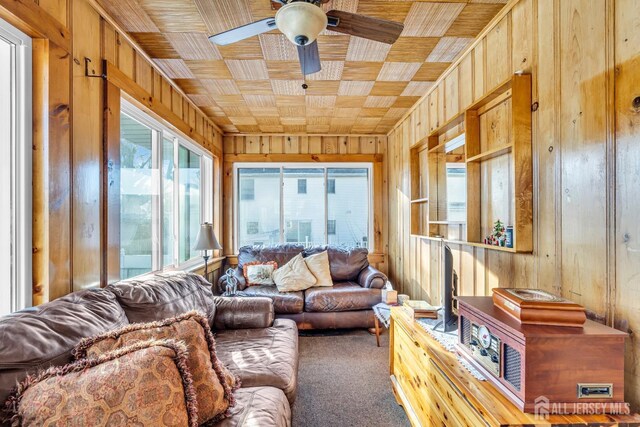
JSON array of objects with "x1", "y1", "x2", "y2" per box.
[
  {"x1": 233, "y1": 162, "x2": 374, "y2": 253},
  {"x1": 120, "y1": 99, "x2": 213, "y2": 277},
  {"x1": 0, "y1": 18, "x2": 32, "y2": 313}
]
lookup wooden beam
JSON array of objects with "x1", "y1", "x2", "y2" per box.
[
  {"x1": 224, "y1": 153, "x2": 383, "y2": 163},
  {"x1": 0, "y1": 0, "x2": 71, "y2": 53}
]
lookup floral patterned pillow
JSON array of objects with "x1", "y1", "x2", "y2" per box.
[
  {"x1": 4, "y1": 339, "x2": 199, "y2": 427},
  {"x1": 73, "y1": 311, "x2": 238, "y2": 425},
  {"x1": 242, "y1": 261, "x2": 278, "y2": 286}
]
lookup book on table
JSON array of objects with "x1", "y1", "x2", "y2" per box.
[{"x1": 403, "y1": 300, "x2": 439, "y2": 319}]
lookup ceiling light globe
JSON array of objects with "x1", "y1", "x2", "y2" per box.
[{"x1": 275, "y1": 2, "x2": 328, "y2": 46}]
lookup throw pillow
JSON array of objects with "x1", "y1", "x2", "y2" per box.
[
  {"x1": 4, "y1": 339, "x2": 199, "y2": 427},
  {"x1": 73, "y1": 311, "x2": 238, "y2": 425},
  {"x1": 242, "y1": 261, "x2": 278, "y2": 286},
  {"x1": 273, "y1": 253, "x2": 317, "y2": 292},
  {"x1": 304, "y1": 250, "x2": 333, "y2": 287}
]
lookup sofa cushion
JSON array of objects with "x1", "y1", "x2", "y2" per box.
[
  {"x1": 238, "y1": 244, "x2": 304, "y2": 269},
  {"x1": 240, "y1": 286, "x2": 304, "y2": 314},
  {"x1": 6, "y1": 339, "x2": 199, "y2": 427},
  {"x1": 273, "y1": 254, "x2": 317, "y2": 292},
  {"x1": 303, "y1": 246, "x2": 369, "y2": 281},
  {"x1": 218, "y1": 387, "x2": 291, "y2": 427},
  {"x1": 107, "y1": 271, "x2": 216, "y2": 326},
  {"x1": 215, "y1": 319, "x2": 299, "y2": 403},
  {"x1": 304, "y1": 282, "x2": 382, "y2": 312},
  {"x1": 73, "y1": 311, "x2": 236, "y2": 425},
  {"x1": 304, "y1": 251, "x2": 332, "y2": 288},
  {"x1": 0, "y1": 288, "x2": 129, "y2": 408}
]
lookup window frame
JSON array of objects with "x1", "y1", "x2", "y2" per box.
[
  {"x1": 120, "y1": 99, "x2": 213, "y2": 277},
  {"x1": 0, "y1": 18, "x2": 32, "y2": 314},
  {"x1": 233, "y1": 162, "x2": 373, "y2": 252}
]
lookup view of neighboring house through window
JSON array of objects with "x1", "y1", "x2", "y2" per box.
[
  {"x1": 236, "y1": 165, "x2": 372, "y2": 250},
  {"x1": 0, "y1": 18, "x2": 32, "y2": 315},
  {"x1": 120, "y1": 100, "x2": 212, "y2": 279}
]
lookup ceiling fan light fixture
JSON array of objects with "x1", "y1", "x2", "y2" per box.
[{"x1": 275, "y1": 2, "x2": 328, "y2": 46}]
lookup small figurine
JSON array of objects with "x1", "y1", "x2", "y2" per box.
[{"x1": 224, "y1": 268, "x2": 238, "y2": 296}]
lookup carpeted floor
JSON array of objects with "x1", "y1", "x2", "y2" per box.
[{"x1": 292, "y1": 329, "x2": 410, "y2": 427}]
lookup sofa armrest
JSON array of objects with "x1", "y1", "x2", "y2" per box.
[
  {"x1": 212, "y1": 296, "x2": 274, "y2": 330},
  {"x1": 357, "y1": 265, "x2": 387, "y2": 289},
  {"x1": 217, "y1": 267, "x2": 247, "y2": 294}
]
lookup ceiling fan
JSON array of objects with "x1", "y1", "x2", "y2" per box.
[{"x1": 208, "y1": 0, "x2": 404, "y2": 76}]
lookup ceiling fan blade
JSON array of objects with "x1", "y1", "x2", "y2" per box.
[
  {"x1": 297, "y1": 41, "x2": 322, "y2": 76},
  {"x1": 326, "y1": 10, "x2": 404, "y2": 44},
  {"x1": 209, "y1": 18, "x2": 277, "y2": 46}
]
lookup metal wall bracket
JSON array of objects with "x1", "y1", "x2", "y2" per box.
[{"x1": 84, "y1": 57, "x2": 106, "y2": 79}]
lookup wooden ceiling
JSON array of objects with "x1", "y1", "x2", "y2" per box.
[{"x1": 98, "y1": 0, "x2": 507, "y2": 134}]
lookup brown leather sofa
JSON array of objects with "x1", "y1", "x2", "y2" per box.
[
  {"x1": 219, "y1": 245, "x2": 388, "y2": 330},
  {"x1": 0, "y1": 272, "x2": 297, "y2": 427}
]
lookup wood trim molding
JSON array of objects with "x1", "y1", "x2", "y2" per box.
[
  {"x1": 104, "y1": 60, "x2": 222, "y2": 158},
  {"x1": 0, "y1": 0, "x2": 71, "y2": 53},
  {"x1": 223, "y1": 153, "x2": 383, "y2": 163},
  {"x1": 102, "y1": 80, "x2": 120, "y2": 286}
]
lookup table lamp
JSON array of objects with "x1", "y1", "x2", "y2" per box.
[{"x1": 193, "y1": 222, "x2": 222, "y2": 282}]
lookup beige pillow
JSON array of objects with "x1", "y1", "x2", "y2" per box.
[
  {"x1": 305, "y1": 251, "x2": 333, "y2": 287},
  {"x1": 273, "y1": 253, "x2": 317, "y2": 292}
]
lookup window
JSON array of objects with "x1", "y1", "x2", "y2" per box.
[
  {"x1": 0, "y1": 19, "x2": 32, "y2": 315},
  {"x1": 247, "y1": 222, "x2": 259, "y2": 235},
  {"x1": 240, "y1": 178, "x2": 255, "y2": 200},
  {"x1": 327, "y1": 179, "x2": 336, "y2": 194},
  {"x1": 120, "y1": 100, "x2": 213, "y2": 279},
  {"x1": 297, "y1": 178, "x2": 307, "y2": 194},
  {"x1": 236, "y1": 164, "x2": 372, "y2": 249}
]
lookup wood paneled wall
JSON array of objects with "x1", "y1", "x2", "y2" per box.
[
  {"x1": 223, "y1": 135, "x2": 388, "y2": 273},
  {"x1": 387, "y1": 0, "x2": 640, "y2": 411},
  {"x1": 0, "y1": 0, "x2": 223, "y2": 301}
]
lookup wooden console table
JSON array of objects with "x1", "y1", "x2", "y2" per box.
[{"x1": 389, "y1": 307, "x2": 640, "y2": 426}]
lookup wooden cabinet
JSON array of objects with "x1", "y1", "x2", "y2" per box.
[{"x1": 389, "y1": 307, "x2": 640, "y2": 427}]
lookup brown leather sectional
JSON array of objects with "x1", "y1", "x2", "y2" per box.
[
  {"x1": 220, "y1": 245, "x2": 388, "y2": 330},
  {"x1": 0, "y1": 272, "x2": 298, "y2": 427}
]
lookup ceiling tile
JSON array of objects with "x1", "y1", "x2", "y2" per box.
[
  {"x1": 225, "y1": 59, "x2": 269, "y2": 80},
  {"x1": 341, "y1": 62, "x2": 383, "y2": 81},
  {"x1": 376, "y1": 62, "x2": 422, "y2": 81},
  {"x1": 356, "y1": 1, "x2": 412, "y2": 23},
  {"x1": 186, "y1": 60, "x2": 232, "y2": 79},
  {"x1": 201, "y1": 79, "x2": 240, "y2": 95},
  {"x1": 413, "y1": 62, "x2": 450, "y2": 81},
  {"x1": 250, "y1": 106, "x2": 280, "y2": 117},
  {"x1": 275, "y1": 96, "x2": 306, "y2": 107},
  {"x1": 445, "y1": 3, "x2": 505, "y2": 37},
  {"x1": 194, "y1": 0, "x2": 253, "y2": 35},
  {"x1": 370, "y1": 81, "x2": 409, "y2": 96},
  {"x1": 218, "y1": 38, "x2": 265, "y2": 59},
  {"x1": 317, "y1": 35, "x2": 350, "y2": 61},
  {"x1": 335, "y1": 96, "x2": 367, "y2": 108},
  {"x1": 131, "y1": 33, "x2": 179, "y2": 58},
  {"x1": 260, "y1": 34, "x2": 298, "y2": 61},
  {"x1": 401, "y1": 81, "x2": 433, "y2": 96},
  {"x1": 165, "y1": 33, "x2": 222, "y2": 60},
  {"x1": 139, "y1": 0, "x2": 207, "y2": 32},
  {"x1": 153, "y1": 59, "x2": 195, "y2": 78},
  {"x1": 302, "y1": 81, "x2": 340, "y2": 95},
  {"x1": 364, "y1": 96, "x2": 397, "y2": 108},
  {"x1": 96, "y1": 0, "x2": 158, "y2": 32},
  {"x1": 236, "y1": 80, "x2": 273, "y2": 95},
  {"x1": 271, "y1": 80, "x2": 306, "y2": 96},
  {"x1": 307, "y1": 61, "x2": 344, "y2": 81},
  {"x1": 266, "y1": 61, "x2": 303, "y2": 80},
  {"x1": 403, "y1": 2, "x2": 466, "y2": 37},
  {"x1": 359, "y1": 108, "x2": 388, "y2": 118},
  {"x1": 426, "y1": 37, "x2": 474, "y2": 62},
  {"x1": 174, "y1": 79, "x2": 208, "y2": 94},
  {"x1": 337, "y1": 81, "x2": 374, "y2": 96},
  {"x1": 243, "y1": 94, "x2": 277, "y2": 108},
  {"x1": 393, "y1": 96, "x2": 421, "y2": 108},
  {"x1": 333, "y1": 107, "x2": 362, "y2": 118},
  {"x1": 386, "y1": 37, "x2": 438, "y2": 62},
  {"x1": 306, "y1": 96, "x2": 337, "y2": 108},
  {"x1": 345, "y1": 37, "x2": 391, "y2": 62},
  {"x1": 323, "y1": 0, "x2": 359, "y2": 14}
]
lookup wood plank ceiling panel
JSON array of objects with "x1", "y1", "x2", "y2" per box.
[{"x1": 98, "y1": 0, "x2": 507, "y2": 133}]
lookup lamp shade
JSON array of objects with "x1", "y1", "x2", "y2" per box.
[
  {"x1": 275, "y1": 2, "x2": 327, "y2": 46},
  {"x1": 193, "y1": 222, "x2": 222, "y2": 251}
]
